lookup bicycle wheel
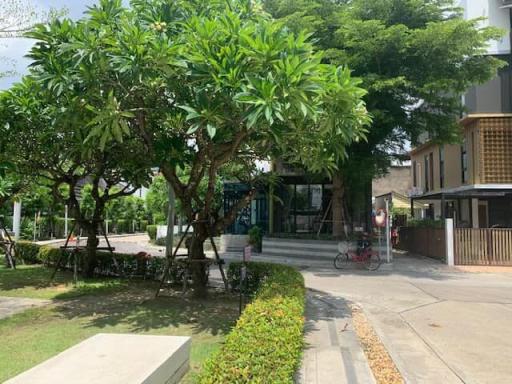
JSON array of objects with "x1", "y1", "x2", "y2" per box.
[
  {"x1": 364, "y1": 252, "x2": 381, "y2": 271},
  {"x1": 334, "y1": 252, "x2": 350, "y2": 269}
]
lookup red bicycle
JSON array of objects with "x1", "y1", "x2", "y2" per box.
[{"x1": 334, "y1": 236, "x2": 381, "y2": 271}]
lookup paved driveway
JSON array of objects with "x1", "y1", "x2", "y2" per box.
[{"x1": 303, "y1": 254, "x2": 512, "y2": 384}]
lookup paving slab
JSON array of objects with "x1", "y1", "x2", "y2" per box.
[
  {"x1": 363, "y1": 303, "x2": 463, "y2": 384},
  {"x1": 402, "y1": 300, "x2": 512, "y2": 384},
  {"x1": 0, "y1": 296, "x2": 51, "y2": 320},
  {"x1": 296, "y1": 291, "x2": 375, "y2": 384},
  {"x1": 5, "y1": 333, "x2": 191, "y2": 384},
  {"x1": 301, "y1": 254, "x2": 512, "y2": 384}
]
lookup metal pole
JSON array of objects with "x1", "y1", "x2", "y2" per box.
[
  {"x1": 64, "y1": 205, "x2": 69, "y2": 239},
  {"x1": 13, "y1": 201, "x2": 21, "y2": 241},
  {"x1": 33, "y1": 212, "x2": 37, "y2": 242},
  {"x1": 385, "y1": 198, "x2": 391, "y2": 263}
]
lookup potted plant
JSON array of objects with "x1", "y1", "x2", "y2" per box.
[{"x1": 248, "y1": 226, "x2": 263, "y2": 253}]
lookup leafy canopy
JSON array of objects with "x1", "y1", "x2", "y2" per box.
[
  {"x1": 265, "y1": 0, "x2": 505, "y2": 149},
  {"x1": 21, "y1": 0, "x2": 370, "y2": 228}
]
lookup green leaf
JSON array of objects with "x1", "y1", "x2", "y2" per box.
[{"x1": 206, "y1": 123, "x2": 216, "y2": 138}]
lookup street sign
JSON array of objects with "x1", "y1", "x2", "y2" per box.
[{"x1": 374, "y1": 209, "x2": 387, "y2": 228}]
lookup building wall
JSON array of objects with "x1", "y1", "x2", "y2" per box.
[
  {"x1": 460, "y1": 1, "x2": 512, "y2": 114},
  {"x1": 411, "y1": 116, "x2": 512, "y2": 192},
  {"x1": 372, "y1": 166, "x2": 411, "y2": 197},
  {"x1": 411, "y1": 143, "x2": 464, "y2": 193},
  {"x1": 459, "y1": 0, "x2": 511, "y2": 55}
]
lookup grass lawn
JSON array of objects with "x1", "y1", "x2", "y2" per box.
[
  {"x1": 0, "y1": 262, "x2": 239, "y2": 383},
  {"x1": 0, "y1": 262, "x2": 127, "y2": 299}
]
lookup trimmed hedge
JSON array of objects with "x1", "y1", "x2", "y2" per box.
[
  {"x1": 15, "y1": 241, "x2": 165, "y2": 278},
  {"x1": 199, "y1": 262, "x2": 306, "y2": 383},
  {"x1": 15, "y1": 241, "x2": 42, "y2": 264},
  {"x1": 147, "y1": 224, "x2": 157, "y2": 240},
  {"x1": 115, "y1": 219, "x2": 130, "y2": 234}
]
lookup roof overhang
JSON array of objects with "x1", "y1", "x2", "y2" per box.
[
  {"x1": 411, "y1": 184, "x2": 512, "y2": 200},
  {"x1": 459, "y1": 113, "x2": 512, "y2": 126}
]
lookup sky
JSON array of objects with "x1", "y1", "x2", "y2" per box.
[{"x1": 0, "y1": 0, "x2": 96, "y2": 90}]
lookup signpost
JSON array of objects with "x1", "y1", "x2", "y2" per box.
[
  {"x1": 374, "y1": 204, "x2": 392, "y2": 263},
  {"x1": 384, "y1": 199, "x2": 391, "y2": 263},
  {"x1": 239, "y1": 245, "x2": 252, "y2": 314}
]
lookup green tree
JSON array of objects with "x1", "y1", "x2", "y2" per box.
[
  {"x1": 0, "y1": 76, "x2": 152, "y2": 276},
  {"x1": 19, "y1": 0, "x2": 369, "y2": 294},
  {"x1": 265, "y1": 0, "x2": 505, "y2": 232},
  {"x1": 145, "y1": 175, "x2": 168, "y2": 224}
]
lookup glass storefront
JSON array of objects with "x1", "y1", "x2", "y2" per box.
[
  {"x1": 223, "y1": 180, "x2": 332, "y2": 235},
  {"x1": 224, "y1": 183, "x2": 268, "y2": 235},
  {"x1": 275, "y1": 182, "x2": 332, "y2": 234}
]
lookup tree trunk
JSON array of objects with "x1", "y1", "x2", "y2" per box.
[
  {"x1": 165, "y1": 182, "x2": 175, "y2": 259},
  {"x1": 332, "y1": 173, "x2": 346, "y2": 239},
  {"x1": 83, "y1": 224, "x2": 99, "y2": 278},
  {"x1": 365, "y1": 178, "x2": 373, "y2": 232},
  {"x1": 188, "y1": 225, "x2": 208, "y2": 298}
]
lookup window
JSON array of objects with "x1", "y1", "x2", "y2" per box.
[
  {"x1": 429, "y1": 152, "x2": 434, "y2": 191},
  {"x1": 289, "y1": 184, "x2": 324, "y2": 233},
  {"x1": 424, "y1": 155, "x2": 430, "y2": 191},
  {"x1": 412, "y1": 160, "x2": 417, "y2": 187},
  {"x1": 461, "y1": 139, "x2": 468, "y2": 183},
  {"x1": 439, "y1": 146, "x2": 445, "y2": 189}
]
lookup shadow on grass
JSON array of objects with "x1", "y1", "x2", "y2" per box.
[
  {"x1": 54, "y1": 284, "x2": 239, "y2": 337},
  {"x1": 0, "y1": 261, "x2": 239, "y2": 336}
]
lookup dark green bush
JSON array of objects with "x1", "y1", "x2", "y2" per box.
[
  {"x1": 227, "y1": 261, "x2": 277, "y2": 293},
  {"x1": 248, "y1": 225, "x2": 263, "y2": 252},
  {"x1": 408, "y1": 219, "x2": 444, "y2": 228},
  {"x1": 38, "y1": 245, "x2": 63, "y2": 266},
  {"x1": 147, "y1": 224, "x2": 157, "y2": 240},
  {"x1": 16, "y1": 241, "x2": 41, "y2": 264},
  {"x1": 199, "y1": 262, "x2": 305, "y2": 384},
  {"x1": 139, "y1": 220, "x2": 148, "y2": 232},
  {"x1": 14, "y1": 241, "x2": 165, "y2": 279},
  {"x1": 114, "y1": 219, "x2": 128, "y2": 234},
  {"x1": 155, "y1": 237, "x2": 167, "y2": 246}
]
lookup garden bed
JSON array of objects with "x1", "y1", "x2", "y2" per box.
[{"x1": 15, "y1": 241, "x2": 165, "y2": 280}]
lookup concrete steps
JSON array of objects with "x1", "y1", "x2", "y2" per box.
[{"x1": 262, "y1": 238, "x2": 339, "y2": 260}]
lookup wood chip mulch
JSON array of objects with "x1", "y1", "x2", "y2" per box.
[{"x1": 350, "y1": 304, "x2": 404, "y2": 384}]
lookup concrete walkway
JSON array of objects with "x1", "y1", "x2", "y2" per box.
[
  {"x1": 0, "y1": 296, "x2": 51, "y2": 320},
  {"x1": 296, "y1": 291, "x2": 375, "y2": 384},
  {"x1": 74, "y1": 235, "x2": 512, "y2": 383},
  {"x1": 302, "y1": 254, "x2": 512, "y2": 384}
]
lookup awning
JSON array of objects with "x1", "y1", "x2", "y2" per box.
[{"x1": 411, "y1": 184, "x2": 512, "y2": 201}]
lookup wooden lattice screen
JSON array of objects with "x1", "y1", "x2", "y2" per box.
[{"x1": 480, "y1": 118, "x2": 512, "y2": 184}]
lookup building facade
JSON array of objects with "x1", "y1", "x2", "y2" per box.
[
  {"x1": 410, "y1": 115, "x2": 512, "y2": 227},
  {"x1": 409, "y1": 1, "x2": 512, "y2": 228}
]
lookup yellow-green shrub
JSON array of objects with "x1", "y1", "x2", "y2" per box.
[{"x1": 198, "y1": 262, "x2": 305, "y2": 383}]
